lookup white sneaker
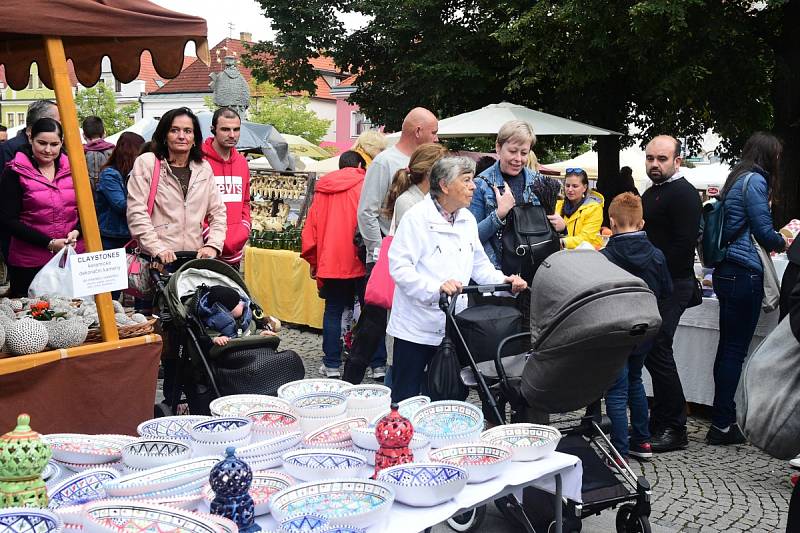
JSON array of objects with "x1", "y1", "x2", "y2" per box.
[
  {"x1": 790, "y1": 454, "x2": 800, "y2": 469},
  {"x1": 371, "y1": 366, "x2": 387, "y2": 379},
  {"x1": 319, "y1": 364, "x2": 341, "y2": 378}
]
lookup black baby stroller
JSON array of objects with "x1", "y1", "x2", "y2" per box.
[
  {"x1": 150, "y1": 253, "x2": 304, "y2": 416},
  {"x1": 441, "y1": 249, "x2": 662, "y2": 533}
]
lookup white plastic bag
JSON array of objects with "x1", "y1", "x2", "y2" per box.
[{"x1": 28, "y1": 246, "x2": 84, "y2": 299}]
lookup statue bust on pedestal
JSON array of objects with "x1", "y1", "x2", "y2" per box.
[{"x1": 209, "y1": 54, "x2": 250, "y2": 116}]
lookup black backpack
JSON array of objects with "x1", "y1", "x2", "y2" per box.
[{"x1": 500, "y1": 203, "x2": 561, "y2": 283}]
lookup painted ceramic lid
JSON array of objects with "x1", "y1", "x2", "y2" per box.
[{"x1": 0, "y1": 414, "x2": 52, "y2": 480}]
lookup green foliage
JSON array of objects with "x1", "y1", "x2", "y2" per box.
[
  {"x1": 74, "y1": 84, "x2": 138, "y2": 136},
  {"x1": 247, "y1": 80, "x2": 331, "y2": 145}
]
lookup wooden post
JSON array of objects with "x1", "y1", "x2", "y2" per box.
[{"x1": 43, "y1": 36, "x2": 119, "y2": 342}]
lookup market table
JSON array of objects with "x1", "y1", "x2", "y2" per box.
[
  {"x1": 0, "y1": 335, "x2": 162, "y2": 435},
  {"x1": 252, "y1": 452, "x2": 583, "y2": 533},
  {"x1": 244, "y1": 246, "x2": 324, "y2": 329}
]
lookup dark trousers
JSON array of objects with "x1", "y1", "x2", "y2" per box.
[
  {"x1": 7, "y1": 264, "x2": 42, "y2": 298},
  {"x1": 391, "y1": 337, "x2": 438, "y2": 403},
  {"x1": 342, "y1": 263, "x2": 388, "y2": 384},
  {"x1": 645, "y1": 276, "x2": 694, "y2": 432},
  {"x1": 711, "y1": 261, "x2": 763, "y2": 428}
]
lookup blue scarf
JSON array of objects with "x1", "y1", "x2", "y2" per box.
[{"x1": 562, "y1": 196, "x2": 585, "y2": 217}]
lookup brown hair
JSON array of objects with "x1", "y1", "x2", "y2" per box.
[
  {"x1": 383, "y1": 143, "x2": 448, "y2": 218},
  {"x1": 608, "y1": 192, "x2": 643, "y2": 229},
  {"x1": 103, "y1": 132, "x2": 145, "y2": 181}
]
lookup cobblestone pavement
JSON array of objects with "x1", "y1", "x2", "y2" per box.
[{"x1": 278, "y1": 326, "x2": 792, "y2": 532}]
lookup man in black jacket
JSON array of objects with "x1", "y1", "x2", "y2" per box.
[{"x1": 641, "y1": 135, "x2": 702, "y2": 453}]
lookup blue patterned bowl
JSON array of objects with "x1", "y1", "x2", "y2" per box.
[
  {"x1": 0, "y1": 508, "x2": 63, "y2": 533},
  {"x1": 47, "y1": 467, "x2": 119, "y2": 509},
  {"x1": 283, "y1": 449, "x2": 368, "y2": 482},
  {"x1": 280, "y1": 513, "x2": 329, "y2": 532},
  {"x1": 377, "y1": 462, "x2": 468, "y2": 507},
  {"x1": 190, "y1": 417, "x2": 252, "y2": 443},
  {"x1": 342, "y1": 385, "x2": 391, "y2": 411},
  {"x1": 269, "y1": 478, "x2": 394, "y2": 528},
  {"x1": 291, "y1": 392, "x2": 348, "y2": 419},
  {"x1": 277, "y1": 379, "x2": 353, "y2": 402},
  {"x1": 428, "y1": 443, "x2": 512, "y2": 483},
  {"x1": 480, "y1": 423, "x2": 562, "y2": 461},
  {"x1": 320, "y1": 526, "x2": 366, "y2": 533},
  {"x1": 122, "y1": 439, "x2": 192, "y2": 470},
  {"x1": 411, "y1": 401, "x2": 484, "y2": 447},
  {"x1": 137, "y1": 415, "x2": 210, "y2": 440}
]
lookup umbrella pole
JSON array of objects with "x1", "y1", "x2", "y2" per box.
[{"x1": 43, "y1": 36, "x2": 119, "y2": 343}]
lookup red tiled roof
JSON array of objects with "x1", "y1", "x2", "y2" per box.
[
  {"x1": 154, "y1": 38, "x2": 344, "y2": 101},
  {"x1": 339, "y1": 74, "x2": 358, "y2": 87}
]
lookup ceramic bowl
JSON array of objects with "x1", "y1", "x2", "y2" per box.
[
  {"x1": 368, "y1": 395, "x2": 432, "y2": 426},
  {"x1": 319, "y1": 526, "x2": 366, "y2": 533},
  {"x1": 342, "y1": 385, "x2": 391, "y2": 411},
  {"x1": 121, "y1": 439, "x2": 192, "y2": 470},
  {"x1": 269, "y1": 478, "x2": 394, "y2": 528},
  {"x1": 291, "y1": 392, "x2": 348, "y2": 419},
  {"x1": 55, "y1": 459, "x2": 123, "y2": 474},
  {"x1": 277, "y1": 379, "x2": 353, "y2": 402},
  {"x1": 347, "y1": 407, "x2": 390, "y2": 424},
  {"x1": 82, "y1": 500, "x2": 223, "y2": 533},
  {"x1": 350, "y1": 444, "x2": 431, "y2": 467},
  {"x1": 428, "y1": 443, "x2": 512, "y2": 483},
  {"x1": 190, "y1": 417, "x2": 252, "y2": 443},
  {"x1": 480, "y1": 424, "x2": 562, "y2": 462},
  {"x1": 47, "y1": 467, "x2": 119, "y2": 509},
  {"x1": 44, "y1": 434, "x2": 124, "y2": 465},
  {"x1": 132, "y1": 476, "x2": 207, "y2": 501},
  {"x1": 52, "y1": 504, "x2": 84, "y2": 528},
  {"x1": 246, "y1": 408, "x2": 301, "y2": 436},
  {"x1": 376, "y1": 462, "x2": 468, "y2": 507},
  {"x1": 349, "y1": 426, "x2": 430, "y2": 453},
  {"x1": 141, "y1": 492, "x2": 204, "y2": 511},
  {"x1": 236, "y1": 430, "x2": 303, "y2": 459},
  {"x1": 303, "y1": 418, "x2": 368, "y2": 448},
  {"x1": 42, "y1": 461, "x2": 62, "y2": 482},
  {"x1": 209, "y1": 394, "x2": 291, "y2": 417},
  {"x1": 137, "y1": 415, "x2": 210, "y2": 440},
  {"x1": 411, "y1": 401, "x2": 484, "y2": 446},
  {"x1": 283, "y1": 449, "x2": 368, "y2": 482},
  {"x1": 202, "y1": 470, "x2": 294, "y2": 516},
  {"x1": 190, "y1": 435, "x2": 251, "y2": 457},
  {"x1": 280, "y1": 513, "x2": 329, "y2": 533},
  {"x1": 103, "y1": 456, "x2": 221, "y2": 497},
  {"x1": 0, "y1": 507, "x2": 63, "y2": 533},
  {"x1": 299, "y1": 414, "x2": 347, "y2": 436}
]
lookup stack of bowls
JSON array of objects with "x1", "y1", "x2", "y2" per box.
[
  {"x1": 246, "y1": 408, "x2": 301, "y2": 442},
  {"x1": 303, "y1": 417, "x2": 368, "y2": 450},
  {"x1": 290, "y1": 392, "x2": 348, "y2": 434},
  {"x1": 121, "y1": 439, "x2": 192, "y2": 474},
  {"x1": 235, "y1": 431, "x2": 303, "y2": 470},
  {"x1": 343, "y1": 385, "x2": 391, "y2": 421},
  {"x1": 189, "y1": 417, "x2": 252, "y2": 456},
  {"x1": 349, "y1": 426, "x2": 430, "y2": 465},
  {"x1": 137, "y1": 416, "x2": 210, "y2": 441},
  {"x1": 277, "y1": 379, "x2": 352, "y2": 402}
]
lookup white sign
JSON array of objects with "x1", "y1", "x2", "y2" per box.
[{"x1": 69, "y1": 248, "x2": 128, "y2": 297}]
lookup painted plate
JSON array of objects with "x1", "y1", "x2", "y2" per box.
[
  {"x1": 202, "y1": 470, "x2": 294, "y2": 516},
  {"x1": 82, "y1": 500, "x2": 223, "y2": 533},
  {"x1": 411, "y1": 401, "x2": 484, "y2": 438},
  {"x1": 103, "y1": 456, "x2": 221, "y2": 497},
  {"x1": 47, "y1": 467, "x2": 119, "y2": 509},
  {"x1": 136, "y1": 416, "x2": 210, "y2": 440},
  {"x1": 44, "y1": 434, "x2": 124, "y2": 465},
  {"x1": 277, "y1": 379, "x2": 352, "y2": 402},
  {"x1": 303, "y1": 418, "x2": 368, "y2": 447},
  {"x1": 210, "y1": 394, "x2": 291, "y2": 417}
]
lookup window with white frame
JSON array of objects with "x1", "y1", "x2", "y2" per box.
[
  {"x1": 351, "y1": 112, "x2": 373, "y2": 138},
  {"x1": 7, "y1": 113, "x2": 15, "y2": 128}
]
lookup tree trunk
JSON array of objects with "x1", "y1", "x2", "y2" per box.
[
  {"x1": 772, "y1": 0, "x2": 800, "y2": 227},
  {"x1": 595, "y1": 135, "x2": 622, "y2": 226}
]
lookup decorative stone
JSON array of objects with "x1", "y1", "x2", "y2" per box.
[
  {"x1": 131, "y1": 313, "x2": 148, "y2": 324},
  {"x1": 373, "y1": 403, "x2": 414, "y2": 479},
  {"x1": 5, "y1": 318, "x2": 48, "y2": 355},
  {"x1": 0, "y1": 322, "x2": 5, "y2": 350},
  {"x1": 112, "y1": 300, "x2": 125, "y2": 314},
  {"x1": 45, "y1": 318, "x2": 88, "y2": 349},
  {"x1": 209, "y1": 447, "x2": 260, "y2": 533},
  {"x1": 0, "y1": 414, "x2": 52, "y2": 508}
]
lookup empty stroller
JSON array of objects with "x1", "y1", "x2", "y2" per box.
[
  {"x1": 442, "y1": 249, "x2": 662, "y2": 533},
  {"x1": 151, "y1": 254, "x2": 304, "y2": 416}
]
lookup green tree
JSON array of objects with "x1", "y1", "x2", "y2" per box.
[{"x1": 74, "y1": 83, "x2": 138, "y2": 136}]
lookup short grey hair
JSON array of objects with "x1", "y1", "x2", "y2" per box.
[
  {"x1": 26, "y1": 100, "x2": 57, "y2": 127},
  {"x1": 429, "y1": 156, "x2": 476, "y2": 199},
  {"x1": 496, "y1": 119, "x2": 536, "y2": 148}
]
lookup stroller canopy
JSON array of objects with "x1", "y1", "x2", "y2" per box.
[{"x1": 163, "y1": 259, "x2": 251, "y2": 324}]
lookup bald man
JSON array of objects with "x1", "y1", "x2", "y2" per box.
[
  {"x1": 641, "y1": 135, "x2": 702, "y2": 453},
  {"x1": 342, "y1": 108, "x2": 438, "y2": 384}
]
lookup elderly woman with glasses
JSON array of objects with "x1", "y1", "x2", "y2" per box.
[
  {"x1": 386, "y1": 156, "x2": 528, "y2": 402},
  {"x1": 554, "y1": 167, "x2": 604, "y2": 249}
]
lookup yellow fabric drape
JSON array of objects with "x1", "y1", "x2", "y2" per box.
[{"x1": 244, "y1": 246, "x2": 324, "y2": 329}]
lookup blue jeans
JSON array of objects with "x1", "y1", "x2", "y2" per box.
[
  {"x1": 712, "y1": 261, "x2": 763, "y2": 428},
  {"x1": 606, "y1": 348, "x2": 651, "y2": 457},
  {"x1": 391, "y1": 338, "x2": 438, "y2": 402}
]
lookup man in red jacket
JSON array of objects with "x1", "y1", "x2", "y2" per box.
[
  {"x1": 202, "y1": 107, "x2": 251, "y2": 267},
  {"x1": 302, "y1": 151, "x2": 383, "y2": 378}
]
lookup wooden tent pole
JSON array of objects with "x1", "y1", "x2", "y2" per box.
[{"x1": 43, "y1": 36, "x2": 119, "y2": 342}]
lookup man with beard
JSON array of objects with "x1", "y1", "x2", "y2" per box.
[{"x1": 641, "y1": 135, "x2": 702, "y2": 452}]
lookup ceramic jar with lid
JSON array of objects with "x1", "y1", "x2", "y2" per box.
[{"x1": 0, "y1": 414, "x2": 52, "y2": 508}]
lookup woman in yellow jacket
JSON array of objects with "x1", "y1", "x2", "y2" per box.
[{"x1": 554, "y1": 168, "x2": 604, "y2": 249}]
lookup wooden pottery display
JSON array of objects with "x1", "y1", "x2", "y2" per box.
[
  {"x1": 209, "y1": 447, "x2": 260, "y2": 533},
  {"x1": 0, "y1": 414, "x2": 52, "y2": 507},
  {"x1": 373, "y1": 403, "x2": 414, "y2": 478}
]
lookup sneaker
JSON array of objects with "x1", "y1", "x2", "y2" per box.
[
  {"x1": 790, "y1": 454, "x2": 800, "y2": 470},
  {"x1": 371, "y1": 366, "x2": 387, "y2": 379},
  {"x1": 629, "y1": 442, "x2": 653, "y2": 459},
  {"x1": 705, "y1": 423, "x2": 746, "y2": 445},
  {"x1": 318, "y1": 364, "x2": 341, "y2": 378},
  {"x1": 606, "y1": 455, "x2": 629, "y2": 469}
]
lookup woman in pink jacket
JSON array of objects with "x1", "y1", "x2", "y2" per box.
[
  {"x1": 126, "y1": 108, "x2": 227, "y2": 264},
  {"x1": 0, "y1": 118, "x2": 84, "y2": 297}
]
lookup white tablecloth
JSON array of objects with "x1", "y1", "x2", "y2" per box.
[
  {"x1": 643, "y1": 297, "x2": 780, "y2": 406},
  {"x1": 255, "y1": 451, "x2": 583, "y2": 533}
]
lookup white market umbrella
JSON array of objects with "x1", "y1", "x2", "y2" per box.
[
  {"x1": 105, "y1": 116, "x2": 158, "y2": 144},
  {"x1": 549, "y1": 146, "x2": 650, "y2": 192}
]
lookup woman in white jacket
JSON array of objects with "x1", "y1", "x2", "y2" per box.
[{"x1": 387, "y1": 156, "x2": 527, "y2": 402}]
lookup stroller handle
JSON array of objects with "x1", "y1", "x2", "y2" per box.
[
  {"x1": 438, "y1": 283, "x2": 513, "y2": 312},
  {"x1": 150, "y1": 251, "x2": 202, "y2": 264}
]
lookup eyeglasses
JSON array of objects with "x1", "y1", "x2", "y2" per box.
[{"x1": 566, "y1": 168, "x2": 585, "y2": 174}]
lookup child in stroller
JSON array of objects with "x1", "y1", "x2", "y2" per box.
[{"x1": 196, "y1": 285, "x2": 280, "y2": 346}]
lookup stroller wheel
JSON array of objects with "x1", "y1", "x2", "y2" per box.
[
  {"x1": 446, "y1": 505, "x2": 486, "y2": 531},
  {"x1": 154, "y1": 402, "x2": 174, "y2": 418},
  {"x1": 615, "y1": 503, "x2": 651, "y2": 533}
]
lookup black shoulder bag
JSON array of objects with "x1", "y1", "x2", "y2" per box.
[{"x1": 500, "y1": 203, "x2": 561, "y2": 284}]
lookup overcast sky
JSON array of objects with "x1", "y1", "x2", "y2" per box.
[{"x1": 150, "y1": 1, "x2": 366, "y2": 55}]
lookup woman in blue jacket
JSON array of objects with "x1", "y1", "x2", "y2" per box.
[{"x1": 709, "y1": 131, "x2": 788, "y2": 445}]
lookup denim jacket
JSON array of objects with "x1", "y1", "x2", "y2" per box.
[
  {"x1": 468, "y1": 161, "x2": 542, "y2": 267},
  {"x1": 95, "y1": 167, "x2": 131, "y2": 240},
  {"x1": 197, "y1": 290, "x2": 253, "y2": 338}
]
